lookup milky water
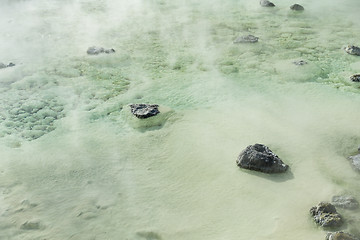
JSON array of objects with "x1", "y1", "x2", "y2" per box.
[{"x1": 1, "y1": 0, "x2": 360, "y2": 239}]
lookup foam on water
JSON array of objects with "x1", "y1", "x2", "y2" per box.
[{"x1": 1, "y1": 0, "x2": 360, "y2": 239}]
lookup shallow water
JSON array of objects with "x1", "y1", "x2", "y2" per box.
[{"x1": 1, "y1": 0, "x2": 360, "y2": 239}]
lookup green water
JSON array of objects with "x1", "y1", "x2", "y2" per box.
[{"x1": 1, "y1": 0, "x2": 360, "y2": 239}]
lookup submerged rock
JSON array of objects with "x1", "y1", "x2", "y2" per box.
[
  {"x1": 348, "y1": 154, "x2": 360, "y2": 171},
  {"x1": 290, "y1": 4, "x2": 304, "y2": 11},
  {"x1": 87, "y1": 46, "x2": 115, "y2": 55},
  {"x1": 20, "y1": 221, "x2": 41, "y2": 230},
  {"x1": 0, "y1": 62, "x2": 16, "y2": 69},
  {"x1": 345, "y1": 46, "x2": 360, "y2": 56},
  {"x1": 350, "y1": 74, "x2": 360, "y2": 82},
  {"x1": 260, "y1": 0, "x2": 275, "y2": 7},
  {"x1": 310, "y1": 202, "x2": 343, "y2": 228},
  {"x1": 0, "y1": 63, "x2": 6, "y2": 69},
  {"x1": 7, "y1": 62, "x2": 15, "y2": 67},
  {"x1": 129, "y1": 104, "x2": 160, "y2": 119},
  {"x1": 236, "y1": 144, "x2": 289, "y2": 173},
  {"x1": 293, "y1": 60, "x2": 307, "y2": 66},
  {"x1": 326, "y1": 232, "x2": 360, "y2": 240},
  {"x1": 233, "y1": 35, "x2": 259, "y2": 44},
  {"x1": 332, "y1": 196, "x2": 359, "y2": 210}
]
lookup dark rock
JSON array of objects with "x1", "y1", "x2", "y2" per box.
[
  {"x1": 332, "y1": 196, "x2": 359, "y2": 210},
  {"x1": 345, "y1": 46, "x2": 360, "y2": 56},
  {"x1": 293, "y1": 60, "x2": 307, "y2": 65},
  {"x1": 233, "y1": 35, "x2": 259, "y2": 44},
  {"x1": 87, "y1": 46, "x2": 115, "y2": 55},
  {"x1": 7, "y1": 62, "x2": 15, "y2": 67},
  {"x1": 348, "y1": 154, "x2": 360, "y2": 171},
  {"x1": 260, "y1": 0, "x2": 275, "y2": 7},
  {"x1": 326, "y1": 232, "x2": 360, "y2": 240},
  {"x1": 350, "y1": 74, "x2": 360, "y2": 82},
  {"x1": 290, "y1": 4, "x2": 304, "y2": 11},
  {"x1": 129, "y1": 104, "x2": 160, "y2": 119},
  {"x1": 236, "y1": 144, "x2": 289, "y2": 173},
  {"x1": 0, "y1": 63, "x2": 7, "y2": 69},
  {"x1": 310, "y1": 202, "x2": 343, "y2": 228}
]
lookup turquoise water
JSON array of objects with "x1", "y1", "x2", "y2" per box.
[{"x1": 1, "y1": 0, "x2": 360, "y2": 239}]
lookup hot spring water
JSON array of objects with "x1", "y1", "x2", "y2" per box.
[{"x1": 1, "y1": 0, "x2": 360, "y2": 239}]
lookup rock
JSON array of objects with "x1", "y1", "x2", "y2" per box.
[
  {"x1": 233, "y1": 35, "x2": 259, "y2": 44},
  {"x1": 350, "y1": 74, "x2": 360, "y2": 82},
  {"x1": 332, "y1": 196, "x2": 359, "y2": 210},
  {"x1": 293, "y1": 60, "x2": 307, "y2": 65},
  {"x1": 310, "y1": 202, "x2": 343, "y2": 228},
  {"x1": 348, "y1": 154, "x2": 360, "y2": 171},
  {"x1": 326, "y1": 232, "x2": 360, "y2": 240},
  {"x1": 236, "y1": 144, "x2": 289, "y2": 173},
  {"x1": 345, "y1": 46, "x2": 360, "y2": 56},
  {"x1": 0, "y1": 63, "x2": 6, "y2": 69},
  {"x1": 20, "y1": 221, "x2": 41, "y2": 230},
  {"x1": 7, "y1": 62, "x2": 15, "y2": 67},
  {"x1": 290, "y1": 4, "x2": 304, "y2": 11},
  {"x1": 87, "y1": 46, "x2": 115, "y2": 55},
  {"x1": 129, "y1": 104, "x2": 160, "y2": 119},
  {"x1": 260, "y1": 0, "x2": 275, "y2": 7}
]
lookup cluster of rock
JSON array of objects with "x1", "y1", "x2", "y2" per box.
[
  {"x1": 86, "y1": 46, "x2": 115, "y2": 55},
  {"x1": 0, "y1": 62, "x2": 15, "y2": 69},
  {"x1": 260, "y1": 0, "x2": 304, "y2": 11},
  {"x1": 236, "y1": 144, "x2": 289, "y2": 173}
]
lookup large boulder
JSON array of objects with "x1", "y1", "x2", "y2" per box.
[
  {"x1": 310, "y1": 202, "x2": 343, "y2": 228},
  {"x1": 260, "y1": 0, "x2": 275, "y2": 7},
  {"x1": 332, "y1": 195, "x2": 359, "y2": 210},
  {"x1": 236, "y1": 144, "x2": 289, "y2": 173},
  {"x1": 290, "y1": 4, "x2": 304, "y2": 11},
  {"x1": 87, "y1": 46, "x2": 115, "y2": 55},
  {"x1": 233, "y1": 35, "x2": 259, "y2": 44},
  {"x1": 326, "y1": 232, "x2": 360, "y2": 240},
  {"x1": 129, "y1": 104, "x2": 160, "y2": 119},
  {"x1": 345, "y1": 46, "x2": 360, "y2": 56}
]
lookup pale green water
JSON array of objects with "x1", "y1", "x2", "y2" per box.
[{"x1": 1, "y1": 0, "x2": 360, "y2": 239}]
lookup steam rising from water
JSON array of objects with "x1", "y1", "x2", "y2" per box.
[{"x1": 1, "y1": 0, "x2": 360, "y2": 239}]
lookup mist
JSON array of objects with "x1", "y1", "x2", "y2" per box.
[{"x1": 1, "y1": 0, "x2": 360, "y2": 239}]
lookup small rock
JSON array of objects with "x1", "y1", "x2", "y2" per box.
[
  {"x1": 326, "y1": 231, "x2": 360, "y2": 240},
  {"x1": 236, "y1": 144, "x2": 289, "y2": 173},
  {"x1": 310, "y1": 202, "x2": 343, "y2": 228},
  {"x1": 87, "y1": 46, "x2": 115, "y2": 55},
  {"x1": 332, "y1": 196, "x2": 359, "y2": 210},
  {"x1": 20, "y1": 221, "x2": 41, "y2": 230},
  {"x1": 260, "y1": 0, "x2": 275, "y2": 7},
  {"x1": 233, "y1": 35, "x2": 259, "y2": 44},
  {"x1": 0, "y1": 63, "x2": 7, "y2": 69},
  {"x1": 348, "y1": 154, "x2": 360, "y2": 171},
  {"x1": 350, "y1": 74, "x2": 360, "y2": 82},
  {"x1": 293, "y1": 60, "x2": 307, "y2": 65},
  {"x1": 129, "y1": 104, "x2": 160, "y2": 119},
  {"x1": 290, "y1": 4, "x2": 304, "y2": 11},
  {"x1": 345, "y1": 46, "x2": 360, "y2": 56},
  {"x1": 7, "y1": 62, "x2": 15, "y2": 67}
]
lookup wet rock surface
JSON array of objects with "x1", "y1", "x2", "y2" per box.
[
  {"x1": 348, "y1": 154, "x2": 360, "y2": 171},
  {"x1": 290, "y1": 4, "x2": 304, "y2": 11},
  {"x1": 326, "y1": 231, "x2": 360, "y2": 240},
  {"x1": 350, "y1": 74, "x2": 360, "y2": 82},
  {"x1": 310, "y1": 202, "x2": 343, "y2": 228},
  {"x1": 129, "y1": 104, "x2": 160, "y2": 119},
  {"x1": 87, "y1": 46, "x2": 115, "y2": 55},
  {"x1": 345, "y1": 46, "x2": 360, "y2": 56},
  {"x1": 332, "y1": 196, "x2": 359, "y2": 210},
  {"x1": 260, "y1": 0, "x2": 275, "y2": 7},
  {"x1": 236, "y1": 144, "x2": 289, "y2": 173},
  {"x1": 233, "y1": 35, "x2": 259, "y2": 44},
  {"x1": 293, "y1": 60, "x2": 307, "y2": 65}
]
